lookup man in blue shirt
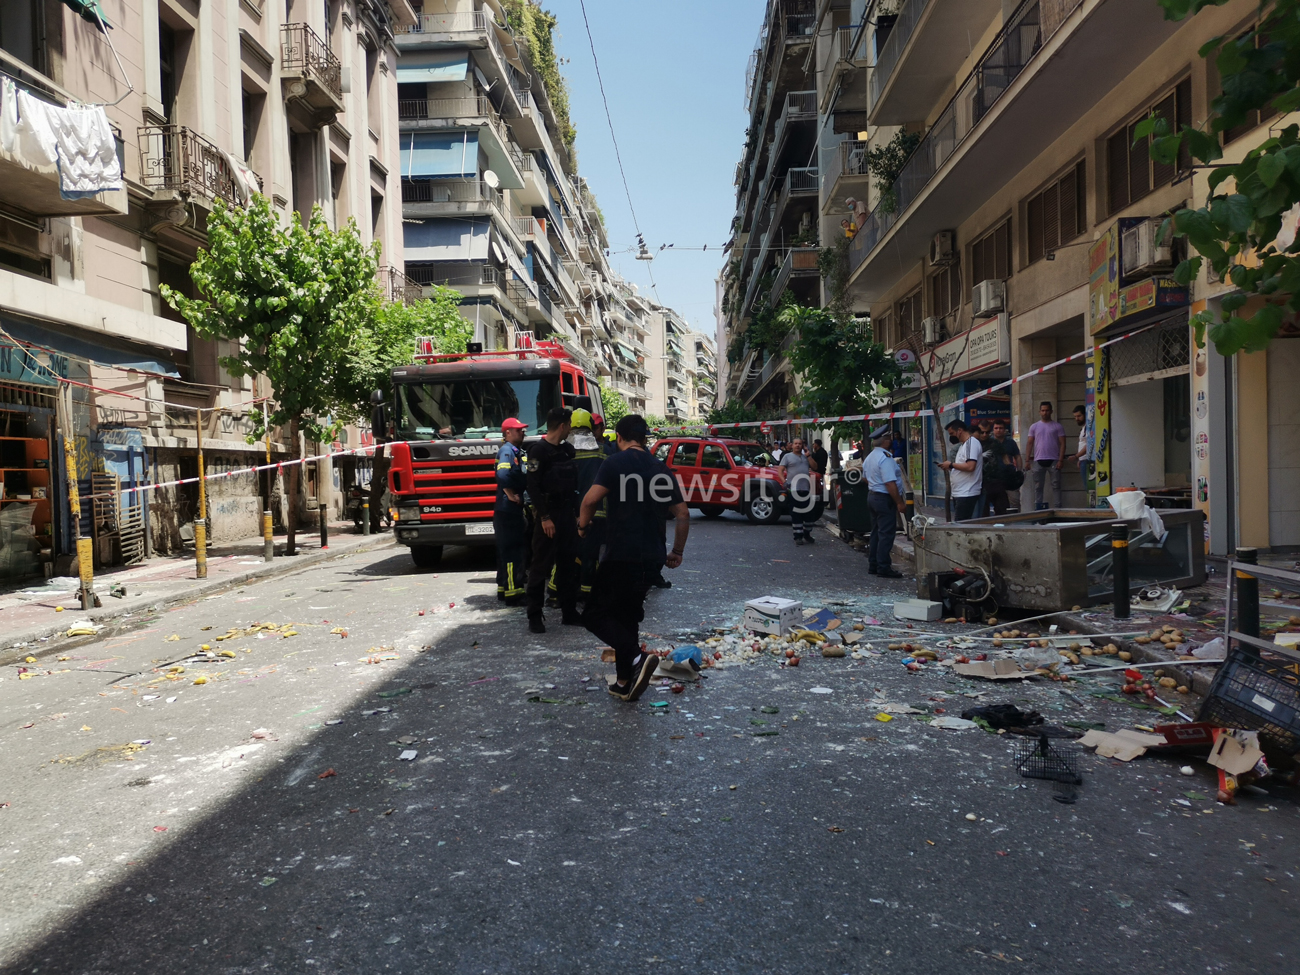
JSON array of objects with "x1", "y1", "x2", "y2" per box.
[
  {"x1": 863, "y1": 425, "x2": 907, "y2": 578},
  {"x1": 494, "y1": 418, "x2": 529, "y2": 605}
]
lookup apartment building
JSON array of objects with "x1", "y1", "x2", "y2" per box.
[
  {"x1": 836, "y1": 0, "x2": 1297, "y2": 552},
  {"x1": 0, "y1": 0, "x2": 409, "y2": 579},
  {"x1": 686, "y1": 331, "x2": 718, "y2": 422},
  {"x1": 720, "y1": 0, "x2": 822, "y2": 413}
]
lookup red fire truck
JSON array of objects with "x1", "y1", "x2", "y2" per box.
[{"x1": 382, "y1": 337, "x2": 599, "y2": 568}]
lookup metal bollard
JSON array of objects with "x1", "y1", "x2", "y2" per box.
[
  {"x1": 1236, "y1": 547, "x2": 1259, "y2": 658},
  {"x1": 1111, "y1": 522, "x2": 1129, "y2": 619},
  {"x1": 362, "y1": 500, "x2": 370, "y2": 535},
  {"x1": 319, "y1": 507, "x2": 329, "y2": 550},
  {"x1": 195, "y1": 518, "x2": 208, "y2": 579},
  {"x1": 263, "y1": 510, "x2": 274, "y2": 562}
]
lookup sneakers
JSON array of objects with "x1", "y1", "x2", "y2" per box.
[
  {"x1": 627, "y1": 653, "x2": 661, "y2": 702},
  {"x1": 607, "y1": 679, "x2": 633, "y2": 701},
  {"x1": 528, "y1": 616, "x2": 546, "y2": 634}
]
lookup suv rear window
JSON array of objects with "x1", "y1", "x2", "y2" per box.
[
  {"x1": 653, "y1": 442, "x2": 671, "y2": 462},
  {"x1": 672, "y1": 442, "x2": 700, "y2": 466}
]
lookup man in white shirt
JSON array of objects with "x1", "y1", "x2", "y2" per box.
[
  {"x1": 863, "y1": 425, "x2": 907, "y2": 577},
  {"x1": 938, "y1": 419, "x2": 983, "y2": 522}
]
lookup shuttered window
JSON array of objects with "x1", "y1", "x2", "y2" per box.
[
  {"x1": 930, "y1": 260, "x2": 962, "y2": 318},
  {"x1": 897, "y1": 289, "x2": 922, "y2": 337},
  {"x1": 1107, "y1": 78, "x2": 1192, "y2": 214},
  {"x1": 1026, "y1": 161, "x2": 1086, "y2": 265}
]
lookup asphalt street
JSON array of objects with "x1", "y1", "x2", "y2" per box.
[{"x1": 0, "y1": 513, "x2": 1296, "y2": 974}]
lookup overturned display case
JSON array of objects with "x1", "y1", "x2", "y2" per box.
[{"x1": 913, "y1": 508, "x2": 1206, "y2": 612}]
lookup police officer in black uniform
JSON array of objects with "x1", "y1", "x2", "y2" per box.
[
  {"x1": 525, "y1": 407, "x2": 579, "y2": 633},
  {"x1": 494, "y1": 417, "x2": 529, "y2": 605}
]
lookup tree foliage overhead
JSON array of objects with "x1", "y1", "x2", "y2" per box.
[
  {"x1": 162, "y1": 196, "x2": 381, "y2": 443},
  {"x1": 501, "y1": 0, "x2": 576, "y2": 158},
  {"x1": 1152, "y1": 0, "x2": 1300, "y2": 353}
]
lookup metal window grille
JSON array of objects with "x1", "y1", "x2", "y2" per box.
[{"x1": 1108, "y1": 317, "x2": 1189, "y2": 384}]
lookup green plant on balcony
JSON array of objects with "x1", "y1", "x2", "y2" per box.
[
  {"x1": 501, "y1": 0, "x2": 577, "y2": 158},
  {"x1": 818, "y1": 237, "x2": 851, "y2": 318},
  {"x1": 789, "y1": 225, "x2": 819, "y2": 248},
  {"x1": 865, "y1": 129, "x2": 921, "y2": 214}
]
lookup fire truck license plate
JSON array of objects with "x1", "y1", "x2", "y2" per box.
[{"x1": 465, "y1": 524, "x2": 495, "y2": 536}]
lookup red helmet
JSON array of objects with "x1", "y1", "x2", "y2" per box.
[
  {"x1": 591, "y1": 414, "x2": 604, "y2": 425},
  {"x1": 501, "y1": 418, "x2": 528, "y2": 432}
]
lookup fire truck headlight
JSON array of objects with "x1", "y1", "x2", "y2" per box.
[{"x1": 396, "y1": 506, "x2": 420, "y2": 522}]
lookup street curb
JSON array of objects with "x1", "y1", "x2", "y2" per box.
[
  {"x1": 1057, "y1": 612, "x2": 1214, "y2": 704},
  {"x1": 0, "y1": 535, "x2": 398, "y2": 668}
]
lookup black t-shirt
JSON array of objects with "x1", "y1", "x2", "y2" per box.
[
  {"x1": 810, "y1": 446, "x2": 828, "y2": 473},
  {"x1": 526, "y1": 438, "x2": 578, "y2": 517},
  {"x1": 593, "y1": 446, "x2": 684, "y2": 564}
]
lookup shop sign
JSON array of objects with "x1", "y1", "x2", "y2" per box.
[
  {"x1": 917, "y1": 313, "x2": 1009, "y2": 384},
  {"x1": 0, "y1": 340, "x2": 60, "y2": 387},
  {"x1": 1090, "y1": 218, "x2": 1189, "y2": 334}
]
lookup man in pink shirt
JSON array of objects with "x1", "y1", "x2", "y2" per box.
[{"x1": 1025, "y1": 401, "x2": 1066, "y2": 510}]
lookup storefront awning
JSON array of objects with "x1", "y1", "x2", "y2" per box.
[
  {"x1": 2, "y1": 314, "x2": 179, "y2": 378},
  {"x1": 396, "y1": 53, "x2": 469, "y2": 84},
  {"x1": 61, "y1": 0, "x2": 111, "y2": 30},
  {"x1": 400, "y1": 132, "x2": 479, "y2": 179},
  {"x1": 616, "y1": 343, "x2": 637, "y2": 364}
]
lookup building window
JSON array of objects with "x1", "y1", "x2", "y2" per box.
[
  {"x1": 1106, "y1": 78, "x2": 1192, "y2": 214},
  {"x1": 1223, "y1": 31, "x2": 1279, "y2": 144},
  {"x1": 896, "y1": 288, "x2": 922, "y2": 338},
  {"x1": 159, "y1": 21, "x2": 178, "y2": 120},
  {"x1": 971, "y1": 219, "x2": 1011, "y2": 285},
  {"x1": 930, "y1": 259, "x2": 961, "y2": 319},
  {"x1": 0, "y1": 1, "x2": 44, "y2": 72},
  {"x1": 874, "y1": 311, "x2": 892, "y2": 346},
  {"x1": 1027, "y1": 161, "x2": 1086, "y2": 265}
]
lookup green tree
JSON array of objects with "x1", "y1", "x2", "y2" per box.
[
  {"x1": 599, "y1": 384, "x2": 628, "y2": 425},
  {"x1": 781, "y1": 305, "x2": 900, "y2": 449},
  {"x1": 1150, "y1": 0, "x2": 1300, "y2": 353},
  {"x1": 162, "y1": 196, "x2": 381, "y2": 555}
]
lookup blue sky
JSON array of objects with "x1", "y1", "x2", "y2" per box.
[{"x1": 544, "y1": 0, "x2": 759, "y2": 336}]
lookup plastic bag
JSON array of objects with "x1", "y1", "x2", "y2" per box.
[{"x1": 1193, "y1": 636, "x2": 1225, "y2": 660}]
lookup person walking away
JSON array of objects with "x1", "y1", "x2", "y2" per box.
[
  {"x1": 578, "y1": 415, "x2": 690, "y2": 702},
  {"x1": 985, "y1": 420, "x2": 1023, "y2": 515},
  {"x1": 1026, "y1": 402, "x2": 1067, "y2": 510},
  {"x1": 864, "y1": 425, "x2": 907, "y2": 577},
  {"x1": 494, "y1": 418, "x2": 530, "y2": 605},
  {"x1": 779, "y1": 438, "x2": 817, "y2": 545},
  {"x1": 1072, "y1": 405, "x2": 1089, "y2": 480},
  {"x1": 525, "y1": 407, "x2": 580, "y2": 633},
  {"x1": 939, "y1": 420, "x2": 983, "y2": 521},
  {"x1": 569, "y1": 409, "x2": 606, "y2": 600}
]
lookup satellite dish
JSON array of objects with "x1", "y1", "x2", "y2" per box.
[{"x1": 483, "y1": 170, "x2": 500, "y2": 189}]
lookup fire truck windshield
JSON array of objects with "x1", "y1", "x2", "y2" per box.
[{"x1": 395, "y1": 377, "x2": 562, "y2": 439}]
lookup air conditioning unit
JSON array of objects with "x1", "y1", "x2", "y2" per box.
[
  {"x1": 1121, "y1": 218, "x2": 1174, "y2": 280},
  {"x1": 922, "y1": 316, "x2": 942, "y2": 345},
  {"x1": 972, "y1": 278, "x2": 1006, "y2": 317},
  {"x1": 929, "y1": 230, "x2": 957, "y2": 267}
]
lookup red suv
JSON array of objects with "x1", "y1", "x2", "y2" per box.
[{"x1": 650, "y1": 437, "x2": 825, "y2": 524}]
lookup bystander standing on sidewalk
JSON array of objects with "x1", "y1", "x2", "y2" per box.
[
  {"x1": 578, "y1": 415, "x2": 689, "y2": 702},
  {"x1": 1025, "y1": 402, "x2": 1066, "y2": 510},
  {"x1": 778, "y1": 438, "x2": 818, "y2": 545},
  {"x1": 939, "y1": 420, "x2": 983, "y2": 521},
  {"x1": 984, "y1": 420, "x2": 1023, "y2": 515},
  {"x1": 864, "y1": 425, "x2": 906, "y2": 578},
  {"x1": 1072, "y1": 405, "x2": 1090, "y2": 478}
]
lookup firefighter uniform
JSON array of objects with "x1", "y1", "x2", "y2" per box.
[
  {"x1": 525, "y1": 437, "x2": 580, "y2": 622},
  {"x1": 494, "y1": 438, "x2": 528, "y2": 604},
  {"x1": 572, "y1": 425, "x2": 607, "y2": 600}
]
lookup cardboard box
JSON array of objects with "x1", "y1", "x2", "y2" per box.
[
  {"x1": 743, "y1": 597, "x2": 803, "y2": 635},
  {"x1": 893, "y1": 599, "x2": 943, "y2": 622},
  {"x1": 952, "y1": 658, "x2": 1030, "y2": 680}
]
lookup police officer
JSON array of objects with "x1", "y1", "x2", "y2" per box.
[
  {"x1": 494, "y1": 418, "x2": 529, "y2": 605},
  {"x1": 864, "y1": 425, "x2": 907, "y2": 578},
  {"x1": 569, "y1": 409, "x2": 606, "y2": 600},
  {"x1": 525, "y1": 407, "x2": 580, "y2": 633}
]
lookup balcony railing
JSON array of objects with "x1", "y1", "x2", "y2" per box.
[
  {"x1": 407, "y1": 262, "x2": 502, "y2": 288},
  {"x1": 396, "y1": 11, "x2": 489, "y2": 35},
  {"x1": 280, "y1": 23, "x2": 342, "y2": 99},
  {"x1": 138, "y1": 125, "x2": 239, "y2": 204},
  {"x1": 770, "y1": 246, "x2": 821, "y2": 306},
  {"x1": 820, "y1": 25, "x2": 856, "y2": 79},
  {"x1": 401, "y1": 178, "x2": 503, "y2": 208},
  {"x1": 785, "y1": 12, "x2": 816, "y2": 40},
  {"x1": 823, "y1": 139, "x2": 869, "y2": 197},
  {"x1": 868, "y1": 0, "x2": 933, "y2": 114},
  {"x1": 851, "y1": 0, "x2": 1077, "y2": 274},
  {"x1": 378, "y1": 265, "x2": 421, "y2": 305},
  {"x1": 398, "y1": 95, "x2": 496, "y2": 121}
]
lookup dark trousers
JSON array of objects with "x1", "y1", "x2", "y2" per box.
[
  {"x1": 493, "y1": 505, "x2": 528, "y2": 600},
  {"x1": 867, "y1": 492, "x2": 898, "y2": 572},
  {"x1": 527, "y1": 510, "x2": 579, "y2": 618},
  {"x1": 985, "y1": 482, "x2": 1011, "y2": 516},
  {"x1": 953, "y1": 496, "x2": 981, "y2": 522},
  {"x1": 583, "y1": 559, "x2": 660, "y2": 683},
  {"x1": 790, "y1": 488, "x2": 816, "y2": 539},
  {"x1": 577, "y1": 516, "x2": 605, "y2": 597}
]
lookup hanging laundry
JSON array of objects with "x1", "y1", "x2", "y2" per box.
[{"x1": 4, "y1": 83, "x2": 121, "y2": 198}]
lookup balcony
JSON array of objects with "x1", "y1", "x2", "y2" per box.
[
  {"x1": 378, "y1": 266, "x2": 421, "y2": 306},
  {"x1": 768, "y1": 90, "x2": 817, "y2": 168},
  {"x1": 769, "y1": 247, "x2": 821, "y2": 308},
  {"x1": 0, "y1": 73, "x2": 126, "y2": 218},
  {"x1": 280, "y1": 23, "x2": 343, "y2": 126},
  {"x1": 822, "y1": 139, "x2": 870, "y2": 213},
  {"x1": 397, "y1": 96, "x2": 523, "y2": 189},
  {"x1": 819, "y1": 24, "x2": 869, "y2": 113},
  {"x1": 741, "y1": 167, "x2": 819, "y2": 316},
  {"x1": 848, "y1": 0, "x2": 1178, "y2": 301},
  {"x1": 138, "y1": 126, "x2": 247, "y2": 208},
  {"x1": 867, "y1": 0, "x2": 1003, "y2": 126},
  {"x1": 395, "y1": 10, "x2": 489, "y2": 38},
  {"x1": 400, "y1": 178, "x2": 504, "y2": 219}
]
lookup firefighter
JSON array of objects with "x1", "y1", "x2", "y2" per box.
[
  {"x1": 525, "y1": 407, "x2": 580, "y2": 633},
  {"x1": 494, "y1": 417, "x2": 529, "y2": 606},
  {"x1": 594, "y1": 413, "x2": 618, "y2": 456},
  {"x1": 569, "y1": 409, "x2": 606, "y2": 600}
]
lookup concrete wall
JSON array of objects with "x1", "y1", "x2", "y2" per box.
[{"x1": 1110, "y1": 381, "x2": 1165, "y2": 492}]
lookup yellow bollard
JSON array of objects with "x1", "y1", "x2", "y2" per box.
[{"x1": 195, "y1": 409, "x2": 208, "y2": 579}]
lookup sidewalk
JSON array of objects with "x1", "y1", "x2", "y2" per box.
[{"x1": 0, "y1": 524, "x2": 396, "y2": 664}]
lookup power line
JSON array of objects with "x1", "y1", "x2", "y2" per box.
[{"x1": 575, "y1": 0, "x2": 664, "y2": 304}]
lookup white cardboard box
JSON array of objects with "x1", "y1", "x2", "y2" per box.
[
  {"x1": 893, "y1": 599, "x2": 943, "y2": 622},
  {"x1": 743, "y1": 596, "x2": 803, "y2": 635}
]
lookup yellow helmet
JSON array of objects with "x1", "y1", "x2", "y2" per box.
[{"x1": 570, "y1": 408, "x2": 593, "y2": 429}]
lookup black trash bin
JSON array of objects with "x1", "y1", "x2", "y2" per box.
[{"x1": 833, "y1": 470, "x2": 874, "y2": 537}]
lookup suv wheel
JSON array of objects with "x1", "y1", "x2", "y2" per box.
[
  {"x1": 744, "y1": 492, "x2": 781, "y2": 525},
  {"x1": 411, "y1": 544, "x2": 443, "y2": 569},
  {"x1": 699, "y1": 504, "x2": 726, "y2": 519}
]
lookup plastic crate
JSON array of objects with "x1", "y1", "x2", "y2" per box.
[
  {"x1": 1014, "y1": 734, "x2": 1083, "y2": 784},
  {"x1": 1198, "y1": 650, "x2": 1300, "y2": 754}
]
